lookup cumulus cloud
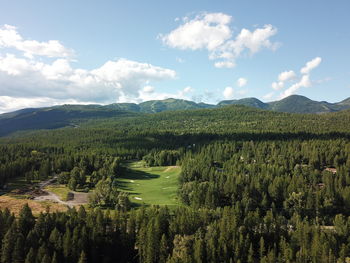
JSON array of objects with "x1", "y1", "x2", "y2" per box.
[
  {"x1": 223, "y1": 86, "x2": 234, "y2": 99},
  {"x1": 0, "y1": 25, "x2": 179, "y2": 113},
  {"x1": 161, "y1": 12, "x2": 232, "y2": 51},
  {"x1": 214, "y1": 61, "x2": 235, "y2": 68},
  {"x1": 134, "y1": 86, "x2": 194, "y2": 103},
  {"x1": 271, "y1": 71, "x2": 295, "y2": 91},
  {"x1": 278, "y1": 70, "x2": 296, "y2": 82},
  {"x1": 266, "y1": 57, "x2": 322, "y2": 100},
  {"x1": 300, "y1": 57, "x2": 322, "y2": 74},
  {"x1": 0, "y1": 96, "x2": 96, "y2": 114},
  {"x1": 280, "y1": 75, "x2": 311, "y2": 98},
  {"x1": 271, "y1": 81, "x2": 284, "y2": 91},
  {"x1": 211, "y1": 24, "x2": 279, "y2": 62},
  {"x1": 161, "y1": 14, "x2": 279, "y2": 68},
  {"x1": 0, "y1": 52, "x2": 176, "y2": 101},
  {"x1": 0, "y1": 54, "x2": 176, "y2": 106},
  {"x1": 237, "y1": 77, "x2": 247, "y2": 87},
  {"x1": 0, "y1": 24, "x2": 73, "y2": 58},
  {"x1": 143, "y1": 85, "x2": 155, "y2": 93}
]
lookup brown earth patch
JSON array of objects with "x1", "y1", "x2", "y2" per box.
[{"x1": 0, "y1": 195, "x2": 67, "y2": 216}]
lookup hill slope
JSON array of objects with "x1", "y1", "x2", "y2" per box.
[
  {"x1": 1, "y1": 95, "x2": 350, "y2": 136},
  {"x1": 268, "y1": 95, "x2": 334, "y2": 113},
  {"x1": 219, "y1": 95, "x2": 350, "y2": 114},
  {"x1": 218, "y1": 98, "x2": 269, "y2": 109},
  {"x1": 0, "y1": 105, "x2": 137, "y2": 136}
]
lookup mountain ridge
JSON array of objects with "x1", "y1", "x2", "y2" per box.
[
  {"x1": 1, "y1": 94, "x2": 350, "y2": 136},
  {"x1": 2, "y1": 94, "x2": 350, "y2": 115}
]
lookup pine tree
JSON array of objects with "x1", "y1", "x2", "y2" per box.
[
  {"x1": 247, "y1": 243, "x2": 254, "y2": 263},
  {"x1": 51, "y1": 252, "x2": 58, "y2": 263},
  {"x1": 193, "y1": 236, "x2": 204, "y2": 263},
  {"x1": 12, "y1": 233, "x2": 25, "y2": 263},
  {"x1": 159, "y1": 234, "x2": 168, "y2": 263},
  {"x1": 24, "y1": 248, "x2": 35, "y2": 263},
  {"x1": 18, "y1": 204, "x2": 35, "y2": 236},
  {"x1": 36, "y1": 244, "x2": 48, "y2": 263},
  {"x1": 1, "y1": 224, "x2": 16, "y2": 263},
  {"x1": 78, "y1": 251, "x2": 87, "y2": 263},
  {"x1": 41, "y1": 254, "x2": 51, "y2": 263},
  {"x1": 49, "y1": 228, "x2": 62, "y2": 251},
  {"x1": 63, "y1": 228, "x2": 72, "y2": 259},
  {"x1": 259, "y1": 237, "x2": 265, "y2": 260}
]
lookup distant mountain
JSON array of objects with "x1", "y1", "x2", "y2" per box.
[
  {"x1": 337, "y1": 97, "x2": 350, "y2": 107},
  {"x1": 104, "y1": 98, "x2": 214, "y2": 113},
  {"x1": 138, "y1": 98, "x2": 213, "y2": 113},
  {"x1": 218, "y1": 95, "x2": 350, "y2": 114},
  {"x1": 267, "y1": 95, "x2": 334, "y2": 113},
  {"x1": 218, "y1": 98, "x2": 269, "y2": 109},
  {"x1": 0, "y1": 105, "x2": 137, "y2": 136},
  {"x1": 1, "y1": 95, "x2": 350, "y2": 136}
]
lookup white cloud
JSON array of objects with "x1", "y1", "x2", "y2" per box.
[
  {"x1": 237, "y1": 77, "x2": 247, "y2": 87},
  {"x1": 134, "y1": 86, "x2": 194, "y2": 103},
  {"x1": 212, "y1": 25, "x2": 278, "y2": 60},
  {"x1": 268, "y1": 57, "x2": 322, "y2": 100},
  {"x1": 183, "y1": 86, "x2": 193, "y2": 93},
  {"x1": 214, "y1": 61, "x2": 235, "y2": 68},
  {"x1": 0, "y1": 24, "x2": 73, "y2": 58},
  {"x1": 143, "y1": 85, "x2": 155, "y2": 93},
  {"x1": 0, "y1": 96, "x2": 96, "y2": 114},
  {"x1": 300, "y1": 57, "x2": 322, "y2": 74},
  {"x1": 0, "y1": 25, "x2": 191, "y2": 113},
  {"x1": 271, "y1": 81, "x2": 284, "y2": 90},
  {"x1": 278, "y1": 70, "x2": 296, "y2": 82},
  {"x1": 223, "y1": 86, "x2": 234, "y2": 99},
  {"x1": 161, "y1": 12, "x2": 232, "y2": 51},
  {"x1": 0, "y1": 52, "x2": 177, "y2": 112},
  {"x1": 161, "y1": 13, "x2": 279, "y2": 68},
  {"x1": 280, "y1": 75, "x2": 311, "y2": 99}
]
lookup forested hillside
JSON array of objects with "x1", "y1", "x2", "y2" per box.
[
  {"x1": 1, "y1": 106, "x2": 350, "y2": 262},
  {"x1": 1, "y1": 95, "x2": 350, "y2": 137}
]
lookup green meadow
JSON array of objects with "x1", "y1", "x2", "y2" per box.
[{"x1": 118, "y1": 161, "x2": 181, "y2": 207}]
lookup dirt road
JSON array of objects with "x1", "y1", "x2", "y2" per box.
[{"x1": 34, "y1": 176, "x2": 89, "y2": 208}]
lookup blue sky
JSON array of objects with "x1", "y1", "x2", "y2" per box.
[{"x1": 0, "y1": 0, "x2": 349, "y2": 112}]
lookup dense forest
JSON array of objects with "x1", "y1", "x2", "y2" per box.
[{"x1": 1, "y1": 105, "x2": 350, "y2": 262}]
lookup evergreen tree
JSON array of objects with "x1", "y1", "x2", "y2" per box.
[
  {"x1": 18, "y1": 204, "x2": 35, "y2": 236},
  {"x1": 12, "y1": 233, "x2": 25, "y2": 263},
  {"x1": 41, "y1": 254, "x2": 51, "y2": 263},
  {"x1": 24, "y1": 248, "x2": 36, "y2": 263},
  {"x1": 51, "y1": 252, "x2": 58, "y2": 263},
  {"x1": 78, "y1": 251, "x2": 87, "y2": 263},
  {"x1": 1, "y1": 224, "x2": 16, "y2": 263}
]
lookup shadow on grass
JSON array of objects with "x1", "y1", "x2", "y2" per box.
[
  {"x1": 130, "y1": 202, "x2": 148, "y2": 208},
  {"x1": 120, "y1": 168, "x2": 160, "y2": 180},
  {"x1": 116, "y1": 168, "x2": 160, "y2": 191},
  {"x1": 117, "y1": 167, "x2": 161, "y2": 207}
]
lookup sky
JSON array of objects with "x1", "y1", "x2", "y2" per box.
[{"x1": 0, "y1": 0, "x2": 349, "y2": 113}]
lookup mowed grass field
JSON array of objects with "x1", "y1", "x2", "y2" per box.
[{"x1": 118, "y1": 161, "x2": 181, "y2": 207}]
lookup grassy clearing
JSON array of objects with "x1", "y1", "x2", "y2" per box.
[
  {"x1": 118, "y1": 161, "x2": 181, "y2": 207},
  {"x1": 45, "y1": 184, "x2": 71, "y2": 201}
]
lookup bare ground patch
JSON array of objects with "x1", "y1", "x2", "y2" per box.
[{"x1": 0, "y1": 195, "x2": 67, "y2": 216}]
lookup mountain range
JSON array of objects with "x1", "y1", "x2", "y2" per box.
[
  {"x1": 1, "y1": 94, "x2": 349, "y2": 136},
  {"x1": 106, "y1": 95, "x2": 350, "y2": 114}
]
